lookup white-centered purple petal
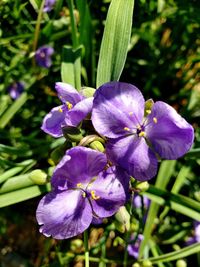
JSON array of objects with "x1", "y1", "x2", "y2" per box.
[
  {"x1": 36, "y1": 190, "x2": 92, "y2": 239},
  {"x1": 41, "y1": 105, "x2": 67, "y2": 138},
  {"x1": 92, "y1": 82, "x2": 145, "y2": 138},
  {"x1": 65, "y1": 97, "x2": 93, "y2": 126},
  {"x1": 90, "y1": 166, "x2": 129, "y2": 217},
  {"x1": 51, "y1": 146, "x2": 107, "y2": 188},
  {"x1": 55, "y1": 82, "x2": 84, "y2": 105},
  {"x1": 106, "y1": 135, "x2": 158, "y2": 181},
  {"x1": 146, "y1": 101, "x2": 194, "y2": 159}
]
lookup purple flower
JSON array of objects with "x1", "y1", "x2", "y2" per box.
[
  {"x1": 7, "y1": 82, "x2": 24, "y2": 99},
  {"x1": 41, "y1": 82, "x2": 93, "y2": 137},
  {"x1": 35, "y1": 46, "x2": 54, "y2": 68},
  {"x1": 133, "y1": 194, "x2": 150, "y2": 209},
  {"x1": 127, "y1": 234, "x2": 143, "y2": 259},
  {"x1": 36, "y1": 146, "x2": 129, "y2": 239},
  {"x1": 43, "y1": 0, "x2": 56, "y2": 12},
  {"x1": 186, "y1": 221, "x2": 200, "y2": 245},
  {"x1": 91, "y1": 82, "x2": 194, "y2": 181}
]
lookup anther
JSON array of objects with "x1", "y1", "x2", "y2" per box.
[
  {"x1": 153, "y1": 117, "x2": 158, "y2": 123},
  {"x1": 146, "y1": 109, "x2": 151, "y2": 114},
  {"x1": 139, "y1": 131, "x2": 146, "y2": 137},
  {"x1": 129, "y1": 112, "x2": 133, "y2": 116},
  {"x1": 66, "y1": 101, "x2": 73, "y2": 110},
  {"x1": 76, "y1": 183, "x2": 82, "y2": 188},
  {"x1": 58, "y1": 107, "x2": 63, "y2": 113},
  {"x1": 91, "y1": 190, "x2": 100, "y2": 200},
  {"x1": 124, "y1": 127, "x2": 130, "y2": 131},
  {"x1": 82, "y1": 192, "x2": 86, "y2": 198}
]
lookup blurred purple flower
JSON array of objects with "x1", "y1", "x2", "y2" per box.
[
  {"x1": 92, "y1": 82, "x2": 194, "y2": 181},
  {"x1": 35, "y1": 46, "x2": 54, "y2": 68},
  {"x1": 127, "y1": 234, "x2": 143, "y2": 259},
  {"x1": 186, "y1": 221, "x2": 200, "y2": 245},
  {"x1": 133, "y1": 194, "x2": 150, "y2": 209},
  {"x1": 7, "y1": 82, "x2": 24, "y2": 100},
  {"x1": 36, "y1": 146, "x2": 129, "y2": 239},
  {"x1": 43, "y1": 0, "x2": 56, "y2": 12},
  {"x1": 41, "y1": 82, "x2": 93, "y2": 137}
]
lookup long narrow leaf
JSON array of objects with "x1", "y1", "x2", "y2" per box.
[{"x1": 96, "y1": 0, "x2": 134, "y2": 87}]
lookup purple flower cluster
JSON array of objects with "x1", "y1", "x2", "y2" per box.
[
  {"x1": 37, "y1": 81, "x2": 194, "y2": 239},
  {"x1": 43, "y1": 0, "x2": 56, "y2": 12}
]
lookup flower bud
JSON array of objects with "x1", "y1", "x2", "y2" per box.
[
  {"x1": 81, "y1": 87, "x2": 96, "y2": 98},
  {"x1": 176, "y1": 260, "x2": 187, "y2": 267},
  {"x1": 62, "y1": 126, "x2": 83, "y2": 142},
  {"x1": 142, "y1": 260, "x2": 152, "y2": 267},
  {"x1": 90, "y1": 140, "x2": 105, "y2": 152},
  {"x1": 135, "y1": 181, "x2": 149, "y2": 192},
  {"x1": 115, "y1": 206, "x2": 130, "y2": 232},
  {"x1": 132, "y1": 263, "x2": 141, "y2": 267},
  {"x1": 29, "y1": 169, "x2": 47, "y2": 185}
]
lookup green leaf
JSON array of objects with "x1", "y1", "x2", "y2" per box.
[
  {"x1": 144, "y1": 185, "x2": 200, "y2": 221},
  {"x1": 0, "y1": 184, "x2": 51, "y2": 208},
  {"x1": 0, "y1": 93, "x2": 28, "y2": 129},
  {"x1": 141, "y1": 242, "x2": 200, "y2": 264},
  {"x1": 185, "y1": 148, "x2": 200, "y2": 159},
  {"x1": 139, "y1": 160, "x2": 176, "y2": 258},
  {"x1": 61, "y1": 45, "x2": 82, "y2": 90},
  {"x1": 96, "y1": 0, "x2": 134, "y2": 87}
]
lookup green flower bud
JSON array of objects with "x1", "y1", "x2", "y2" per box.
[
  {"x1": 142, "y1": 260, "x2": 152, "y2": 267},
  {"x1": 62, "y1": 126, "x2": 83, "y2": 142},
  {"x1": 144, "y1": 99, "x2": 154, "y2": 117},
  {"x1": 81, "y1": 87, "x2": 96, "y2": 98},
  {"x1": 135, "y1": 181, "x2": 149, "y2": 192},
  {"x1": 132, "y1": 263, "x2": 141, "y2": 267},
  {"x1": 90, "y1": 140, "x2": 105, "y2": 152},
  {"x1": 29, "y1": 169, "x2": 47, "y2": 185},
  {"x1": 115, "y1": 206, "x2": 130, "y2": 232},
  {"x1": 176, "y1": 260, "x2": 187, "y2": 267}
]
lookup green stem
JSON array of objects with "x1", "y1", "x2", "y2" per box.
[
  {"x1": 68, "y1": 0, "x2": 79, "y2": 48},
  {"x1": 84, "y1": 230, "x2": 90, "y2": 267},
  {"x1": 32, "y1": 0, "x2": 45, "y2": 65}
]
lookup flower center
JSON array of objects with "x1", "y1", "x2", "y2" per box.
[{"x1": 136, "y1": 125, "x2": 146, "y2": 137}]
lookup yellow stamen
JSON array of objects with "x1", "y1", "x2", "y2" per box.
[
  {"x1": 124, "y1": 127, "x2": 130, "y2": 131},
  {"x1": 76, "y1": 183, "x2": 82, "y2": 188},
  {"x1": 146, "y1": 109, "x2": 151, "y2": 114},
  {"x1": 66, "y1": 101, "x2": 73, "y2": 110},
  {"x1": 82, "y1": 192, "x2": 86, "y2": 198},
  {"x1": 139, "y1": 131, "x2": 146, "y2": 137},
  {"x1": 153, "y1": 117, "x2": 158, "y2": 123},
  {"x1": 91, "y1": 190, "x2": 100, "y2": 200},
  {"x1": 58, "y1": 107, "x2": 63, "y2": 113},
  {"x1": 129, "y1": 111, "x2": 133, "y2": 116}
]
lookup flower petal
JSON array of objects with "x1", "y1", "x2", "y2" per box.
[
  {"x1": 106, "y1": 135, "x2": 158, "y2": 181},
  {"x1": 92, "y1": 82, "x2": 145, "y2": 138},
  {"x1": 65, "y1": 97, "x2": 93, "y2": 126},
  {"x1": 89, "y1": 166, "x2": 129, "y2": 217},
  {"x1": 55, "y1": 82, "x2": 83, "y2": 105},
  {"x1": 146, "y1": 101, "x2": 194, "y2": 159},
  {"x1": 51, "y1": 146, "x2": 107, "y2": 188},
  {"x1": 36, "y1": 190, "x2": 92, "y2": 239},
  {"x1": 41, "y1": 105, "x2": 67, "y2": 138}
]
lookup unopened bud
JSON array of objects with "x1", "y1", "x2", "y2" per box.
[
  {"x1": 135, "y1": 181, "x2": 149, "y2": 192},
  {"x1": 29, "y1": 169, "x2": 47, "y2": 185},
  {"x1": 115, "y1": 206, "x2": 130, "y2": 232},
  {"x1": 132, "y1": 263, "x2": 141, "y2": 267},
  {"x1": 70, "y1": 239, "x2": 83, "y2": 252},
  {"x1": 176, "y1": 260, "x2": 187, "y2": 267},
  {"x1": 62, "y1": 126, "x2": 83, "y2": 142},
  {"x1": 81, "y1": 87, "x2": 96, "y2": 98},
  {"x1": 90, "y1": 140, "x2": 105, "y2": 152},
  {"x1": 142, "y1": 260, "x2": 152, "y2": 267}
]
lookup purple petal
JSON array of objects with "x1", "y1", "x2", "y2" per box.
[
  {"x1": 92, "y1": 82, "x2": 145, "y2": 138},
  {"x1": 106, "y1": 135, "x2": 158, "y2": 181},
  {"x1": 89, "y1": 166, "x2": 129, "y2": 217},
  {"x1": 146, "y1": 101, "x2": 194, "y2": 159},
  {"x1": 127, "y1": 234, "x2": 143, "y2": 258},
  {"x1": 65, "y1": 97, "x2": 93, "y2": 126},
  {"x1": 36, "y1": 189, "x2": 92, "y2": 239},
  {"x1": 41, "y1": 105, "x2": 66, "y2": 138},
  {"x1": 35, "y1": 46, "x2": 54, "y2": 68},
  {"x1": 51, "y1": 146, "x2": 107, "y2": 188},
  {"x1": 55, "y1": 82, "x2": 83, "y2": 106}
]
